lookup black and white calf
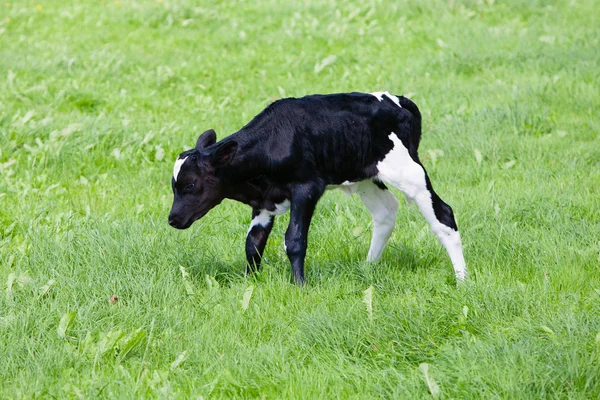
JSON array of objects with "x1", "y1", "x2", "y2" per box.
[{"x1": 168, "y1": 92, "x2": 466, "y2": 284}]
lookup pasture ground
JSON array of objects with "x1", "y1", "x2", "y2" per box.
[{"x1": 1, "y1": 0, "x2": 599, "y2": 398}]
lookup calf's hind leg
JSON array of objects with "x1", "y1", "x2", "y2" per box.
[
  {"x1": 357, "y1": 181, "x2": 399, "y2": 262},
  {"x1": 377, "y1": 133, "x2": 466, "y2": 281}
]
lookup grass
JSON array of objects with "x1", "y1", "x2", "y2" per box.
[{"x1": 1, "y1": 0, "x2": 599, "y2": 397}]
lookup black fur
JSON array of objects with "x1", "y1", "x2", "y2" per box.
[
  {"x1": 168, "y1": 92, "x2": 459, "y2": 284},
  {"x1": 246, "y1": 208, "x2": 274, "y2": 274}
]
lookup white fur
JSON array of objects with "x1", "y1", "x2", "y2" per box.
[
  {"x1": 173, "y1": 156, "x2": 188, "y2": 182},
  {"x1": 273, "y1": 200, "x2": 290, "y2": 215},
  {"x1": 327, "y1": 181, "x2": 359, "y2": 196},
  {"x1": 376, "y1": 132, "x2": 466, "y2": 280},
  {"x1": 326, "y1": 180, "x2": 398, "y2": 261},
  {"x1": 370, "y1": 91, "x2": 402, "y2": 108},
  {"x1": 356, "y1": 181, "x2": 399, "y2": 262},
  {"x1": 247, "y1": 200, "x2": 290, "y2": 234},
  {"x1": 376, "y1": 133, "x2": 425, "y2": 198},
  {"x1": 241, "y1": 148, "x2": 466, "y2": 280},
  {"x1": 247, "y1": 210, "x2": 272, "y2": 234}
]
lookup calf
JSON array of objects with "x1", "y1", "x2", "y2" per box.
[{"x1": 168, "y1": 92, "x2": 466, "y2": 284}]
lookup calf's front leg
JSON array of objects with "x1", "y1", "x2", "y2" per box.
[
  {"x1": 245, "y1": 208, "x2": 274, "y2": 275},
  {"x1": 285, "y1": 181, "x2": 325, "y2": 285}
]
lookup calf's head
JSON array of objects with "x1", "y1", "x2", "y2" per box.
[{"x1": 168, "y1": 129, "x2": 238, "y2": 229}]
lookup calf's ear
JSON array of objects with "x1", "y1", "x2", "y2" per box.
[
  {"x1": 196, "y1": 129, "x2": 217, "y2": 149},
  {"x1": 210, "y1": 141, "x2": 238, "y2": 166}
]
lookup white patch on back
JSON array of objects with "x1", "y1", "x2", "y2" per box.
[
  {"x1": 173, "y1": 156, "x2": 188, "y2": 182},
  {"x1": 370, "y1": 91, "x2": 402, "y2": 108}
]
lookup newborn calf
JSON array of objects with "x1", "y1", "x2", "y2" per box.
[{"x1": 168, "y1": 92, "x2": 466, "y2": 284}]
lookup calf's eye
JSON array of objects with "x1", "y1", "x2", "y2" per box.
[{"x1": 184, "y1": 183, "x2": 195, "y2": 192}]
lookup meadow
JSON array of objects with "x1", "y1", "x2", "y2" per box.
[{"x1": 1, "y1": 0, "x2": 599, "y2": 398}]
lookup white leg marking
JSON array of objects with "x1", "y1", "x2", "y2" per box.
[
  {"x1": 246, "y1": 200, "x2": 290, "y2": 234},
  {"x1": 357, "y1": 181, "x2": 399, "y2": 262},
  {"x1": 370, "y1": 91, "x2": 402, "y2": 108},
  {"x1": 247, "y1": 210, "x2": 272, "y2": 234},
  {"x1": 273, "y1": 200, "x2": 290, "y2": 215},
  {"x1": 327, "y1": 181, "x2": 359, "y2": 196},
  {"x1": 173, "y1": 156, "x2": 188, "y2": 182},
  {"x1": 377, "y1": 133, "x2": 466, "y2": 280},
  {"x1": 414, "y1": 191, "x2": 466, "y2": 281}
]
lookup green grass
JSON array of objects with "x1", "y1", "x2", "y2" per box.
[{"x1": 1, "y1": 0, "x2": 599, "y2": 397}]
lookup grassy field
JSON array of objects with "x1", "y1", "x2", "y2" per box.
[{"x1": 1, "y1": 0, "x2": 599, "y2": 397}]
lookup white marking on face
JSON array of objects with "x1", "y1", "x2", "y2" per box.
[
  {"x1": 173, "y1": 156, "x2": 188, "y2": 182},
  {"x1": 370, "y1": 91, "x2": 402, "y2": 108},
  {"x1": 376, "y1": 132, "x2": 466, "y2": 280}
]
